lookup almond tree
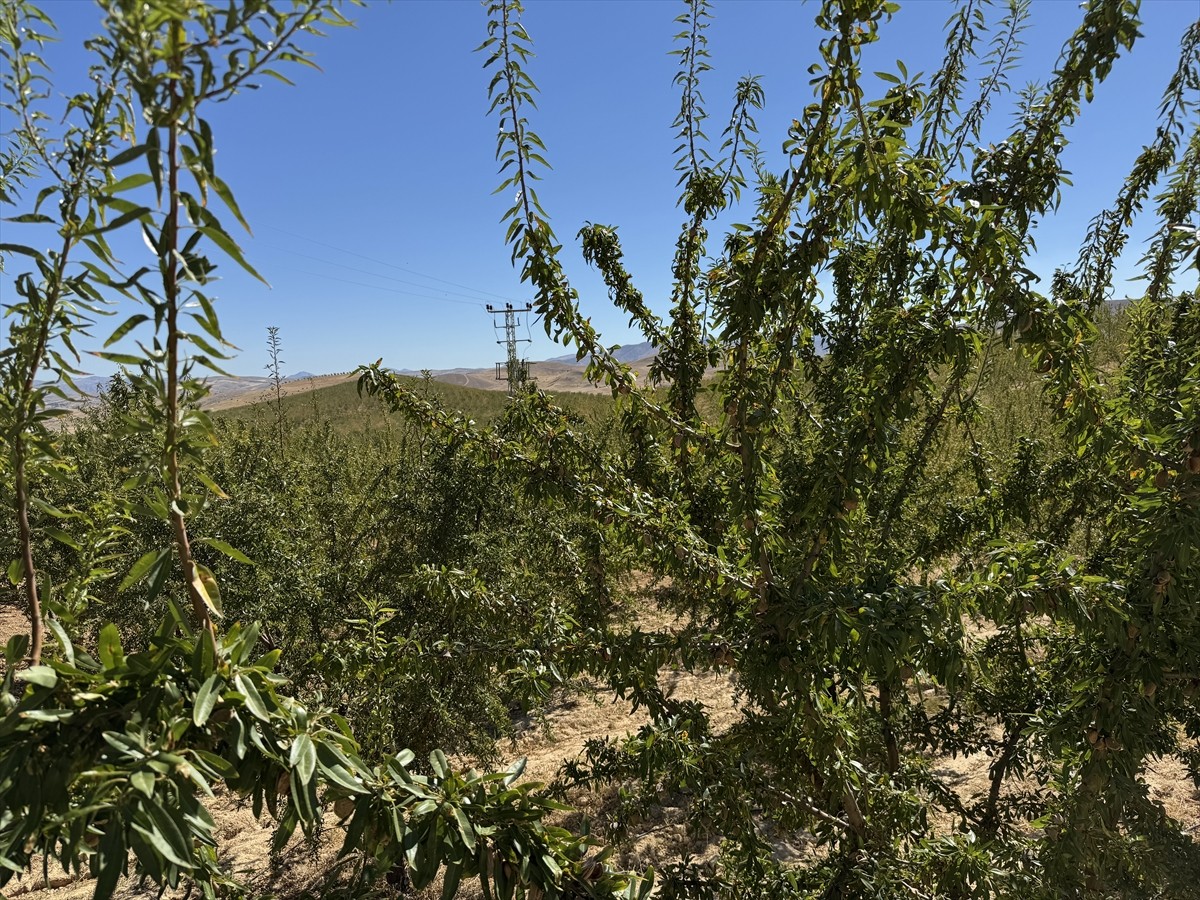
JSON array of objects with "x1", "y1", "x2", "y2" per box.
[
  {"x1": 363, "y1": 1, "x2": 1199, "y2": 895},
  {"x1": 1, "y1": 3, "x2": 654, "y2": 898}
]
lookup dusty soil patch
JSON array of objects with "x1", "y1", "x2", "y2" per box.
[
  {"x1": 4, "y1": 593, "x2": 1198, "y2": 899},
  {"x1": 5, "y1": 793, "x2": 349, "y2": 899},
  {"x1": 202, "y1": 373, "x2": 358, "y2": 411},
  {"x1": 0, "y1": 602, "x2": 30, "y2": 648},
  {"x1": 0, "y1": 601, "x2": 31, "y2": 678}
]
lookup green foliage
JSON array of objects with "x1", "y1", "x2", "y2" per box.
[
  {"x1": 3, "y1": 1, "x2": 1199, "y2": 899},
  {"x1": 0, "y1": 1, "x2": 650, "y2": 897},
  {"x1": 0, "y1": 617, "x2": 652, "y2": 900},
  {"x1": 45, "y1": 383, "x2": 629, "y2": 767},
  {"x1": 361, "y1": 1, "x2": 1200, "y2": 897},
  {"x1": 220, "y1": 371, "x2": 616, "y2": 433},
  {"x1": 264, "y1": 326, "x2": 287, "y2": 458}
]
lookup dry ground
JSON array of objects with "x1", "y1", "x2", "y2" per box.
[
  {"x1": 431, "y1": 358, "x2": 658, "y2": 395},
  {"x1": 2, "y1": 599, "x2": 1197, "y2": 899},
  {"x1": 201, "y1": 374, "x2": 359, "y2": 411}
]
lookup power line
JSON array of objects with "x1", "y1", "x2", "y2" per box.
[
  {"x1": 262, "y1": 243, "x2": 499, "y2": 306},
  {"x1": 291, "y1": 268, "x2": 483, "y2": 308},
  {"x1": 261, "y1": 223, "x2": 523, "y2": 305}
]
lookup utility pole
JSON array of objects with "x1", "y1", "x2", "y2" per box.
[{"x1": 486, "y1": 302, "x2": 533, "y2": 395}]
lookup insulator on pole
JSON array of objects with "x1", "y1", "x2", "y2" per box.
[{"x1": 487, "y1": 303, "x2": 534, "y2": 395}]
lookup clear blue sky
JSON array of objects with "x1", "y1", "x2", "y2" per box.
[{"x1": 4, "y1": 0, "x2": 1198, "y2": 378}]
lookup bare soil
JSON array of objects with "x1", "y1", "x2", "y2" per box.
[
  {"x1": 2, "y1": 599, "x2": 1197, "y2": 899},
  {"x1": 430, "y1": 357, "x2": 658, "y2": 396},
  {"x1": 202, "y1": 373, "x2": 359, "y2": 411}
]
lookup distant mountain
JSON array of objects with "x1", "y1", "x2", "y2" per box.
[
  {"x1": 42, "y1": 373, "x2": 275, "y2": 411},
  {"x1": 550, "y1": 341, "x2": 656, "y2": 366},
  {"x1": 284, "y1": 371, "x2": 317, "y2": 381},
  {"x1": 36, "y1": 374, "x2": 113, "y2": 409},
  {"x1": 66, "y1": 375, "x2": 112, "y2": 397}
]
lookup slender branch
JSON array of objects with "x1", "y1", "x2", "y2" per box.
[
  {"x1": 877, "y1": 368, "x2": 967, "y2": 548},
  {"x1": 878, "y1": 680, "x2": 900, "y2": 775},
  {"x1": 197, "y1": 1, "x2": 325, "y2": 102},
  {"x1": 841, "y1": 788, "x2": 868, "y2": 841},
  {"x1": 501, "y1": 4, "x2": 537, "y2": 265},
  {"x1": 7, "y1": 70, "x2": 114, "y2": 664},
  {"x1": 13, "y1": 452, "x2": 43, "y2": 666},
  {"x1": 982, "y1": 721, "x2": 1023, "y2": 829},
  {"x1": 679, "y1": 0, "x2": 704, "y2": 177},
  {"x1": 919, "y1": 0, "x2": 979, "y2": 160},
  {"x1": 746, "y1": 172, "x2": 799, "y2": 280},
  {"x1": 13, "y1": 229, "x2": 76, "y2": 667},
  {"x1": 163, "y1": 28, "x2": 213, "y2": 638},
  {"x1": 953, "y1": 1, "x2": 1027, "y2": 165},
  {"x1": 775, "y1": 788, "x2": 852, "y2": 832}
]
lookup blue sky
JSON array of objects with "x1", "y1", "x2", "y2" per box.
[{"x1": 4, "y1": 0, "x2": 1198, "y2": 378}]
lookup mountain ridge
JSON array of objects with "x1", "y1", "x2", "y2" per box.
[{"x1": 548, "y1": 340, "x2": 656, "y2": 366}]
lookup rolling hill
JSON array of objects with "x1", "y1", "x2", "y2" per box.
[{"x1": 216, "y1": 371, "x2": 618, "y2": 433}]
